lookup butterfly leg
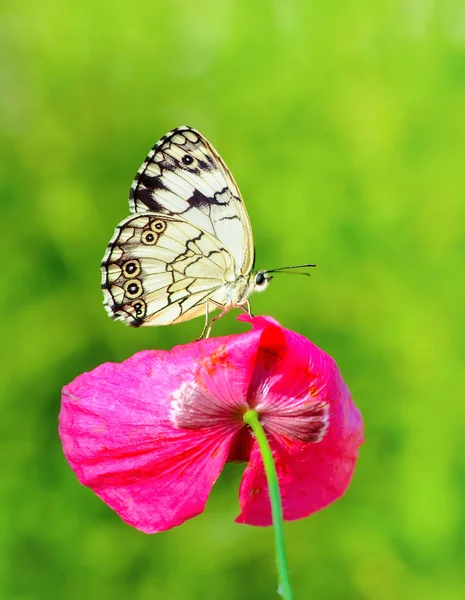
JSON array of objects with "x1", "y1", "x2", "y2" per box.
[
  {"x1": 197, "y1": 300, "x2": 229, "y2": 340},
  {"x1": 241, "y1": 300, "x2": 253, "y2": 317},
  {"x1": 197, "y1": 302, "x2": 212, "y2": 341}
]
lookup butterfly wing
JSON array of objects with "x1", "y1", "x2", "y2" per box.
[
  {"x1": 101, "y1": 214, "x2": 235, "y2": 327},
  {"x1": 128, "y1": 126, "x2": 254, "y2": 275}
]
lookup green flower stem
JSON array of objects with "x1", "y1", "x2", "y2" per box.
[{"x1": 243, "y1": 410, "x2": 294, "y2": 600}]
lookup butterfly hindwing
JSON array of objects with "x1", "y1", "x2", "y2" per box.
[
  {"x1": 128, "y1": 126, "x2": 254, "y2": 275},
  {"x1": 101, "y1": 213, "x2": 235, "y2": 327}
]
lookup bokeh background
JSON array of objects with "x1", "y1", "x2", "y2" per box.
[{"x1": 1, "y1": 1, "x2": 464, "y2": 598}]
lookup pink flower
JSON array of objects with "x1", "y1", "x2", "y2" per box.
[{"x1": 59, "y1": 315, "x2": 363, "y2": 534}]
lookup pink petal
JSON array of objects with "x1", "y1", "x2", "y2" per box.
[
  {"x1": 237, "y1": 387, "x2": 362, "y2": 525},
  {"x1": 236, "y1": 315, "x2": 364, "y2": 525},
  {"x1": 59, "y1": 341, "x2": 243, "y2": 533}
]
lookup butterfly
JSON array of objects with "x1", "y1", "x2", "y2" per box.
[{"x1": 101, "y1": 126, "x2": 314, "y2": 338}]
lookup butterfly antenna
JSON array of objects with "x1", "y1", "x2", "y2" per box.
[{"x1": 264, "y1": 263, "x2": 316, "y2": 276}]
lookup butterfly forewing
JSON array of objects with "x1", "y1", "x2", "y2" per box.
[
  {"x1": 128, "y1": 126, "x2": 254, "y2": 274},
  {"x1": 101, "y1": 214, "x2": 235, "y2": 327}
]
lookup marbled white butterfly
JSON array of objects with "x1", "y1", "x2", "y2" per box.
[{"x1": 101, "y1": 126, "x2": 313, "y2": 337}]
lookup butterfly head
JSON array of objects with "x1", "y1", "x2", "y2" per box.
[{"x1": 252, "y1": 270, "x2": 272, "y2": 294}]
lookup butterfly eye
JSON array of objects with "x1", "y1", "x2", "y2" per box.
[
  {"x1": 182, "y1": 154, "x2": 194, "y2": 166},
  {"x1": 124, "y1": 279, "x2": 143, "y2": 298},
  {"x1": 150, "y1": 219, "x2": 167, "y2": 233},
  {"x1": 141, "y1": 230, "x2": 158, "y2": 245},
  {"x1": 255, "y1": 272, "x2": 267, "y2": 286},
  {"x1": 122, "y1": 260, "x2": 141, "y2": 278}
]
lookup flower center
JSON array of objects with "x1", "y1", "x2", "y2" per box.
[{"x1": 171, "y1": 378, "x2": 329, "y2": 444}]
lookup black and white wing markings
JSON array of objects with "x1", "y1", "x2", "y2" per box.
[
  {"x1": 128, "y1": 126, "x2": 254, "y2": 275},
  {"x1": 101, "y1": 214, "x2": 235, "y2": 327}
]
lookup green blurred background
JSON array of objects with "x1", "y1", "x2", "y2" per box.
[{"x1": 1, "y1": 0, "x2": 464, "y2": 598}]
